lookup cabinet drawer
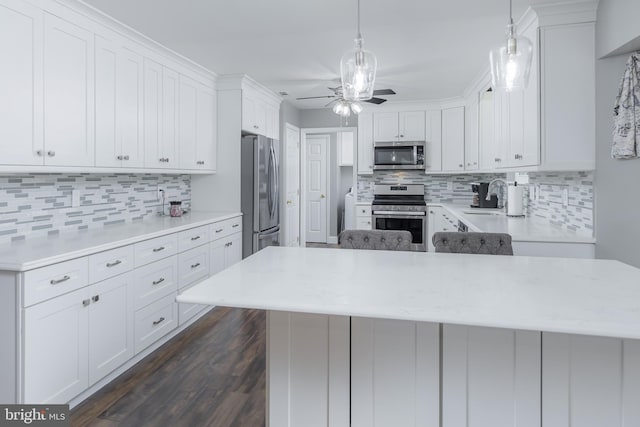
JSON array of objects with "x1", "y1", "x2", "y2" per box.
[
  {"x1": 134, "y1": 234, "x2": 178, "y2": 267},
  {"x1": 133, "y1": 256, "x2": 179, "y2": 311},
  {"x1": 178, "y1": 245, "x2": 209, "y2": 289},
  {"x1": 177, "y1": 225, "x2": 209, "y2": 252},
  {"x1": 23, "y1": 257, "x2": 89, "y2": 308},
  {"x1": 210, "y1": 216, "x2": 242, "y2": 241},
  {"x1": 178, "y1": 281, "x2": 208, "y2": 326},
  {"x1": 134, "y1": 293, "x2": 177, "y2": 355},
  {"x1": 89, "y1": 246, "x2": 135, "y2": 284},
  {"x1": 356, "y1": 205, "x2": 372, "y2": 217},
  {"x1": 356, "y1": 217, "x2": 372, "y2": 230}
]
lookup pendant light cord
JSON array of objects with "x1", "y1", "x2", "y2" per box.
[
  {"x1": 357, "y1": 0, "x2": 362, "y2": 39},
  {"x1": 509, "y1": 0, "x2": 514, "y2": 25}
]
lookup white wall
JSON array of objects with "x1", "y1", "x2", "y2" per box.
[
  {"x1": 595, "y1": 0, "x2": 640, "y2": 267},
  {"x1": 300, "y1": 108, "x2": 358, "y2": 129},
  {"x1": 596, "y1": 0, "x2": 640, "y2": 58}
]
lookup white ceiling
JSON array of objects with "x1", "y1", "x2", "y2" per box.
[{"x1": 84, "y1": 0, "x2": 553, "y2": 109}]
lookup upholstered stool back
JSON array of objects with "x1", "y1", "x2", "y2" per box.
[
  {"x1": 339, "y1": 230, "x2": 413, "y2": 251},
  {"x1": 432, "y1": 232, "x2": 513, "y2": 255}
]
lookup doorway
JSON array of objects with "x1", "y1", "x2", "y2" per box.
[
  {"x1": 300, "y1": 127, "x2": 356, "y2": 246},
  {"x1": 282, "y1": 123, "x2": 301, "y2": 247}
]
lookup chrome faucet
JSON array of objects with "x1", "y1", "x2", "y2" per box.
[{"x1": 486, "y1": 178, "x2": 508, "y2": 209}]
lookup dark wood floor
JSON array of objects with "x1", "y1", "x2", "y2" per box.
[{"x1": 71, "y1": 308, "x2": 266, "y2": 427}]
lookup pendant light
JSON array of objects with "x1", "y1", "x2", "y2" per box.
[
  {"x1": 340, "y1": 0, "x2": 377, "y2": 101},
  {"x1": 489, "y1": 0, "x2": 533, "y2": 92}
]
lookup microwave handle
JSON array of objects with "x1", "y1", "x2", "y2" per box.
[{"x1": 413, "y1": 145, "x2": 417, "y2": 164}]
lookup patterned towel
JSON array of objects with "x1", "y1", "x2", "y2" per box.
[{"x1": 612, "y1": 52, "x2": 640, "y2": 159}]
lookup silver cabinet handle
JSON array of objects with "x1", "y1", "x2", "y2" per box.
[
  {"x1": 191, "y1": 236, "x2": 201, "y2": 241},
  {"x1": 459, "y1": 164, "x2": 463, "y2": 168},
  {"x1": 191, "y1": 262, "x2": 201, "y2": 269},
  {"x1": 106, "y1": 260, "x2": 122, "y2": 268},
  {"x1": 153, "y1": 246, "x2": 165, "y2": 252},
  {"x1": 92, "y1": 295, "x2": 100, "y2": 303},
  {"x1": 215, "y1": 229, "x2": 223, "y2": 233},
  {"x1": 232, "y1": 224, "x2": 239, "y2": 228},
  {"x1": 82, "y1": 299, "x2": 90, "y2": 307},
  {"x1": 50, "y1": 275, "x2": 71, "y2": 285},
  {"x1": 153, "y1": 317, "x2": 165, "y2": 326},
  {"x1": 196, "y1": 160, "x2": 205, "y2": 165},
  {"x1": 123, "y1": 155, "x2": 130, "y2": 161},
  {"x1": 165, "y1": 158, "x2": 170, "y2": 162},
  {"x1": 117, "y1": 155, "x2": 123, "y2": 160},
  {"x1": 152, "y1": 278, "x2": 165, "y2": 285},
  {"x1": 253, "y1": 125, "x2": 259, "y2": 129},
  {"x1": 228, "y1": 242, "x2": 233, "y2": 246},
  {"x1": 36, "y1": 150, "x2": 43, "y2": 156},
  {"x1": 47, "y1": 151, "x2": 55, "y2": 157},
  {"x1": 400, "y1": 134, "x2": 405, "y2": 138}
]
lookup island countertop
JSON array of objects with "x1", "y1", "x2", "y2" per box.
[{"x1": 177, "y1": 246, "x2": 640, "y2": 340}]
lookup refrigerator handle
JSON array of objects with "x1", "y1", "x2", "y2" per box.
[
  {"x1": 270, "y1": 144, "x2": 279, "y2": 219},
  {"x1": 267, "y1": 142, "x2": 273, "y2": 217}
]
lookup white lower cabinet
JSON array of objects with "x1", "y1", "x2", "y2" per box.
[
  {"x1": 23, "y1": 271, "x2": 134, "y2": 403},
  {"x1": 210, "y1": 231, "x2": 243, "y2": 276},
  {"x1": 355, "y1": 203, "x2": 372, "y2": 230},
  {"x1": 351, "y1": 318, "x2": 440, "y2": 427},
  {"x1": 134, "y1": 292, "x2": 177, "y2": 354},
  {"x1": 23, "y1": 287, "x2": 89, "y2": 404},
  {"x1": 442, "y1": 325, "x2": 541, "y2": 427}
]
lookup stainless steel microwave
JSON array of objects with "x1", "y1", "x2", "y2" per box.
[{"x1": 373, "y1": 141, "x2": 426, "y2": 170}]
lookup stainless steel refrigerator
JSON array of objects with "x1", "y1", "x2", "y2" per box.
[{"x1": 241, "y1": 135, "x2": 280, "y2": 258}]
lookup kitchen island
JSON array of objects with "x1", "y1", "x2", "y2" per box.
[{"x1": 178, "y1": 246, "x2": 640, "y2": 427}]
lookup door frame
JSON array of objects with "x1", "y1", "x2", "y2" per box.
[
  {"x1": 300, "y1": 127, "x2": 357, "y2": 245},
  {"x1": 282, "y1": 122, "x2": 301, "y2": 247}
]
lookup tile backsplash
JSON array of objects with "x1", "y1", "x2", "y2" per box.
[
  {"x1": 525, "y1": 171, "x2": 593, "y2": 232},
  {"x1": 357, "y1": 171, "x2": 506, "y2": 203},
  {"x1": 357, "y1": 170, "x2": 594, "y2": 233},
  {"x1": 0, "y1": 174, "x2": 190, "y2": 244}
]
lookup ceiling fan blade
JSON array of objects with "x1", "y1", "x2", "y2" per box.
[
  {"x1": 296, "y1": 95, "x2": 337, "y2": 100},
  {"x1": 325, "y1": 99, "x2": 338, "y2": 107},
  {"x1": 372, "y1": 89, "x2": 396, "y2": 96},
  {"x1": 365, "y1": 97, "x2": 387, "y2": 105}
]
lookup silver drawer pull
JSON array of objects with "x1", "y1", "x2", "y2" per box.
[
  {"x1": 82, "y1": 299, "x2": 90, "y2": 307},
  {"x1": 153, "y1": 317, "x2": 165, "y2": 326},
  {"x1": 92, "y1": 295, "x2": 100, "y2": 303},
  {"x1": 232, "y1": 224, "x2": 239, "y2": 228},
  {"x1": 152, "y1": 278, "x2": 165, "y2": 285},
  {"x1": 191, "y1": 263, "x2": 201, "y2": 269},
  {"x1": 153, "y1": 246, "x2": 165, "y2": 252},
  {"x1": 215, "y1": 229, "x2": 223, "y2": 233},
  {"x1": 106, "y1": 260, "x2": 122, "y2": 268},
  {"x1": 228, "y1": 242, "x2": 233, "y2": 246},
  {"x1": 50, "y1": 275, "x2": 71, "y2": 285},
  {"x1": 191, "y1": 236, "x2": 201, "y2": 241}
]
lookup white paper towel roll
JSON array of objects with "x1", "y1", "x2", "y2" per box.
[{"x1": 507, "y1": 185, "x2": 525, "y2": 217}]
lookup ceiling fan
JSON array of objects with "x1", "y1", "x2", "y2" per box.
[{"x1": 296, "y1": 86, "x2": 396, "y2": 106}]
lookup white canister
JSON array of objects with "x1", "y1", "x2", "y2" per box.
[{"x1": 507, "y1": 185, "x2": 525, "y2": 217}]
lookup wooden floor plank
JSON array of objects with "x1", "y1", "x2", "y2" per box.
[{"x1": 71, "y1": 307, "x2": 266, "y2": 427}]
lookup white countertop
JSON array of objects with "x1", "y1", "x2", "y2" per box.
[
  {"x1": 0, "y1": 211, "x2": 241, "y2": 272},
  {"x1": 436, "y1": 203, "x2": 595, "y2": 243},
  {"x1": 178, "y1": 246, "x2": 640, "y2": 340}
]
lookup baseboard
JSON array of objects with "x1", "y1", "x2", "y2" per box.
[{"x1": 327, "y1": 236, "x2": 338, "y2": 244}]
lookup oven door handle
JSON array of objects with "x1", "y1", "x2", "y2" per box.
[{"x1": 372, "y1": 211, "x2": 426, "y2": 216}]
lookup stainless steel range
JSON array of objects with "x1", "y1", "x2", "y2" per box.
[{"x1": 372, "y1": 184, "x2": 427, "y2": 252}]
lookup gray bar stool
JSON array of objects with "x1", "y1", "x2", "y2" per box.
[
  {"x1": 432, "y1": 232, "x2": 513, "y2": 255},
  {"x1": 339, "y1": 230, "x2": 413, "y2": 251}
]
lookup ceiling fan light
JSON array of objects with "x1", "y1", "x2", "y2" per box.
[
  {"x1": 350, "y1": 102, "x2": 363, "y2": 114},
  {"x1": 341, "y1": 38, "x2": 377, "y2": 101},
  {"x1": 333, "y1": 102, "x2": 343, "y2": 114}
]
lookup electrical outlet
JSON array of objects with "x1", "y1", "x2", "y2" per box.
[
  {"x1": 71, "y1": 190, "x2": 81, "y2": 207},
  {"x1": 562, "y1": 188, "x2": 569, "y2": 207},
  {"x1": 157, "y1": 185, "x2": 165, "y2": 201}
]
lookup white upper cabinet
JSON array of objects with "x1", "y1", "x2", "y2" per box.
[
  {"x1": 242, "y1": 86, "x2": 279, "y2": 139},
  {"x1": 424, "y1": 110, "x2": 442, "y2": 172},
  {"x1": 441, "y1": 106, "x2": 465, "y2": 172},
  {"x1": 357, "y1": 112, "x2": 374, "y2": 175},
  {"x1": 0, "y1": 0, "x2": 42, "y2": 166},
  {"x1": 478, "y1": 90, "x2": 495, "y2": 170},
  {"x1": 464, "y1": 97, "x2": 479, "y2": 171},
  {"x1": 95, "y1": 34, "x2": 144, "y2": 168},
  {"x1": 179, "y1": 75, "x2": 216, "y2": 171},
  {"x1": 374, "y1": 111, "x2": 425, "y2": 142},
  {"x1": 43, "y1": 13, "x2": 95, "y2": 167}
]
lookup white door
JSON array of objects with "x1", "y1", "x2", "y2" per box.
[
  {"x1": 357, "y1": 113, "x2": 374, "y2": 175},
  {"x1": 178, "y1": 74, "x2": 198, "y2": 169},
  {"x1": 284, "y1": 124, "x2": 301, "y2": 247},
  {"x1": 399, "y1": 111, "x2": 426, "y2": 141},
  {"x1": 162, "y1": 67, "x2": 179, "y2": 168},
  {"x1": 305, "y1": 135, "x2": 328, "y2": 243},
  {"x1": 225, "y1": 233, "x2": 243, "y2": 268},
  {"x1": 94, "y1": 35, "x2": 119, "y2": 167},
  {"x1": 424, "y1": 110, "x2": 442, "y2": 172},
  {"x1": 373, "y1": 112, "x2": 399, "y2": 142},
  {"x1": 210, "y1": 238, "x2": 226, "y2": 276},
  {"x1": 479, "y1": 90, "x2": 495, "y2": 170},
  {"x1": 43, "y1": 13, "x2": 94, "y2": 166},
  {"x1": 143, "y1": 58, "x2": 163, "y2": 168},
  {"x1": 465, "y1": 97, "x2": 479, "y2": 170},
  {"x1": 88, "y1": 272, "x2": 133, "y2": 385},
  {"x1": 0, "y1": 0, "x2": 43, "y2": 165},
  {"x1": 118, "y1": 46, "x2": 144, "y2": 168},
  {"x1": 195, "y1": 85, "x2": 216, "y2": 171}
]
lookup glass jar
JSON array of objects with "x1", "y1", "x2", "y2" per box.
[{"x1": 169, "y1": 201, "x2": 183, "y2": 217}]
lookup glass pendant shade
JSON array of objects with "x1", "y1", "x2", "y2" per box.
[
  {"x1": 489, "y1": 24, "x2": 533, "y2": 92},
  {"x1": 341, "y1": 38, "x2": 377, "y2": 101}
]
